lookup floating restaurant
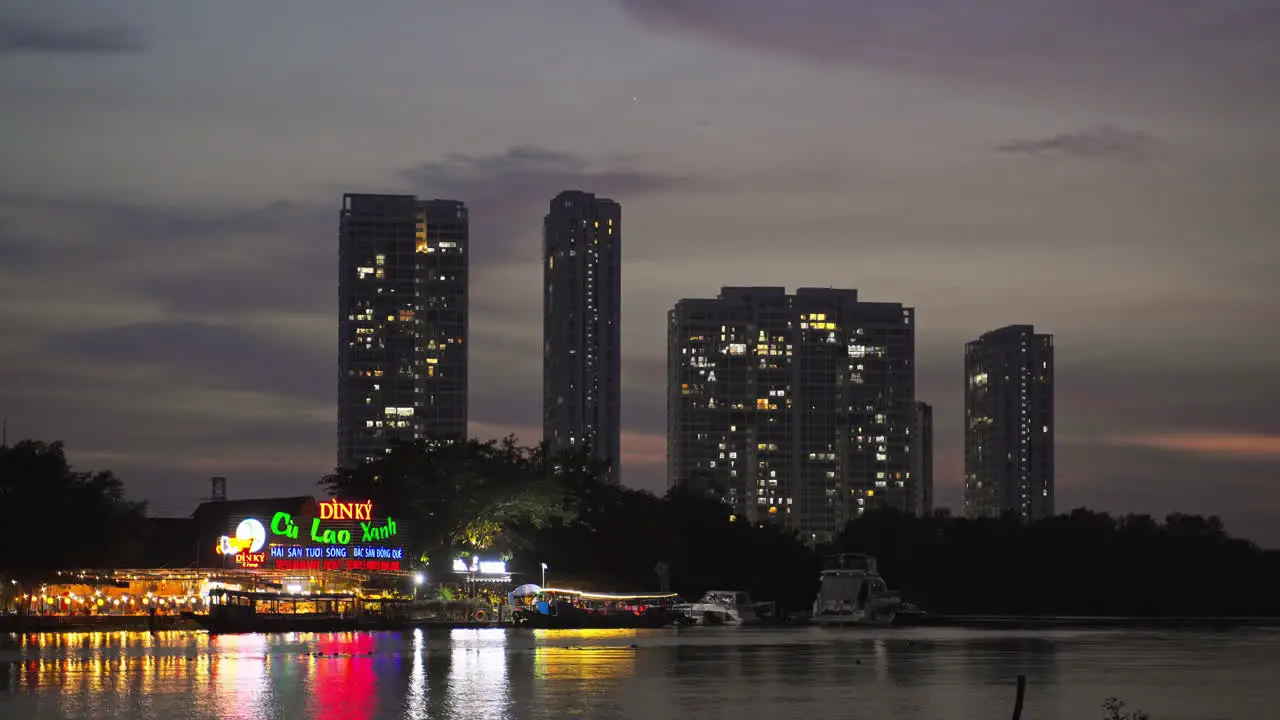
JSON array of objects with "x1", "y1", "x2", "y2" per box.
[{"x1": 2, "y1": 493, "x2": 516, "y2": 629}]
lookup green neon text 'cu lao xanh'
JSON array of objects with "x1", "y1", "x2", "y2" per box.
[{"x1": 271, "y1": 512, "x2": 397, "y2": 545}]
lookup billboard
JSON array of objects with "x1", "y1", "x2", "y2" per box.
[{"x1": 217, "y1": 499, "x2": 406, "y2": 572}]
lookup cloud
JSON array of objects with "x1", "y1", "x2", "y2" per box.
[
  {"x1": 46, "y1": 320, "x2": 332, "y2": 404},
  {"x1": 0, "y1": 194, "x2": 334, "y2": 317},
  {"x1": 1105, "y1": 432, "x2": 1280, "y2": 460},
  {"x1": 617, "y1": 0, "x2": 1280, "y2": 96},
  {"x1": 0, "y1": 13, "x2": 146, "y2": 54},
  {"x1": 402, "y1": 145, "x2": 699, "y2": 265},
  {"x1": 1058, "y1": 442, "x2": 1280, "y2": 543},
  {"x1": 995, "y1": 126, "x2": 1157, "y2": 160}
]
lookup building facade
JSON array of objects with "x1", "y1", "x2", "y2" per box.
[
  {"x1": 542, "y1": 190, "x2": 622, "y2": 482},
  {"x1": 912, "y1": 401, "x2": 934, "y2": 516},
  {"x1": 338, "y1": 194, "x2": 468, "y2": 468},
  {"x1": 964, "y1": 325, "x2": 1054, "y2": 521},
  {"x1": 667, "y1": 287, "x2": 917, "y2": 544}
]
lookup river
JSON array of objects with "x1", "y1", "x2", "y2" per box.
[{"x1": 1, "y1": 626, "x2": 1276, "y2": 719}]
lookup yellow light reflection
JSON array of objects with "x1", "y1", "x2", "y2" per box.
[
  {"x1": 530, "y1": 629, "x2": 639, "y2": 681},
  {"x1": 211, "y1": 633, "x2": 270, "y2": 719}
]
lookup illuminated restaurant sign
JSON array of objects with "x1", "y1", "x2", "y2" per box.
[{"x1": 218, "y1": 499, "x2": 405, "y2": 572}]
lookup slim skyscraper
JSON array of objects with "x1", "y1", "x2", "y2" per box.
[
  {"x1": 964, "y1": 325, "x2": 1054, "y2": 521},
  {"x1": 912, "y1": 401, "x2": 934, "y2": 516},
  {"x1": 338, "y1": 194, "x2": 468, "y2": 468},
  {"x1": 667, "y1": 287, "x2": 916, "y2": 544},
  {"x1": 543, "y1": 190, "x2": 621, "y2": 482}
]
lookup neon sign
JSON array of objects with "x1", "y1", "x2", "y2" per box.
[
  {"x1": 270, "y1": 512, "x2": 397, "y2": 545},
  {"x1": 318, "y1": 499, "x2": 374, "y2": 521},
  {"x1": 217, "y1": 518, "x2": 266, "y2": 556},
  {"x1": 235, "y1": 552, "x2": 267, "y2": 568}
]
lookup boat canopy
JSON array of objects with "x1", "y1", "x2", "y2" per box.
[
  {"x1": 538, "y1": 588, "x2": 679, "y2": 601},
  {"x1": 510, "y1": 584, "x2": 542, "y2": 597}
]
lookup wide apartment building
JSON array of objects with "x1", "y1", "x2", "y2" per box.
[
  {"x1": 543, "y1": 190, "x2": 622, "y2": 482},
  {"x1": 667, "y1": 287, "x2": 917, "y2": 543},
  {"x1": 337, "y1": 194, "x2": 468, "y2": 468},
  {"x1": 964, "y1": 324, "x2": 1054, "y2": 521}
]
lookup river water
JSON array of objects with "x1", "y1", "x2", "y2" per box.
[{"x1": 1, "y1": 626, "x2": 1276, "y2": 719}]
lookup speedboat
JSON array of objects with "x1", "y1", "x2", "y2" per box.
[
  {"x1": 674, "y1": 590, "x2": 775, "y2": 626},
  {"x1": 810, "y1": 554, "x2": 902, "y2": 627}
]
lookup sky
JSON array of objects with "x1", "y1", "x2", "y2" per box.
[{"x1": 1, "y1": 1, "x2": 1278, "y2": 544}]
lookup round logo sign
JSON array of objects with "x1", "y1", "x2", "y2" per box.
[{"x1": 235, "y1": 518, "x2": 266, "y2": 553}]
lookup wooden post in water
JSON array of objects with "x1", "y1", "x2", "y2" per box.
[{"x1": 1011, "y1": 674, "x2": 1027, "y2": 720}]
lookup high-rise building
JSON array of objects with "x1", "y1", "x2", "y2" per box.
[
  {"x1": 338, "y1": 194, "x2": 468, "y2": 468},
  {"x1": 964, "y1": 325, "x2": 1054, "y2": 521},
  {"x1": 667, "y1": 287, "x2": 916, "y2": 544},
  {"x1": 911, "y1": 401, "x2": 934, "y2": 516},
  {"x1": 542, "y1": 190, "x2": 621, "y2": 482}
]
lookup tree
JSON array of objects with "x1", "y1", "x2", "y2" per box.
[
  {"x1": 0, "y1": 440, "x2": 146, "y2": 574},
  {"x1": 319, "y1": 437, "x2": 576, "y2": 582}
]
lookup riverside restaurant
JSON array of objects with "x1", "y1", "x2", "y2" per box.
[{"x1": 4, "y1": 496, "x2": 428, "y2": 627}]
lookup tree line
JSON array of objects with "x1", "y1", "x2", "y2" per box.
[
  {"x1": 4, "y1": 438, "x2": 1277, "y2": 617},
  {"x1": 831, "y1": 507, "x2": 1280, "y2": 616}
]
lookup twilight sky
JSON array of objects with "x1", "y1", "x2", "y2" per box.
[{"x1": 1, "y1": 1, "x2": 1278, "y2": 543}]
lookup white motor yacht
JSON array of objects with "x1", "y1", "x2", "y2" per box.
[
  {"x1": 810, "y1": 553, "x2": 901, "y2": 627},
  {"x1": 675, "y1": 590, "x2": 774, "y2": 626}
]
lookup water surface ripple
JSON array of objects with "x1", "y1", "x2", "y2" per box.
[{"x1": 1, "y1": 626, "x2": 1276, "y2": 719}]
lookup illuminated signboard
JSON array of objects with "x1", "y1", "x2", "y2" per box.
[
  {"x1": 220, "y1": 499, "x2": 405, "y2": 572},
  {"x1": 453, "y1": 557, "x2": 509, "y2": 579}
]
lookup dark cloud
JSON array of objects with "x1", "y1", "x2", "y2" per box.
[
  {"x1": 1060, "y1": 442, "x2": 1280, "y2": 545},
  {"x1": 0, "y1": 219, "x2": 41, "y2": 266},
  {"x1": 995, "y1": 126, "x2": 1157, "y2": 160},
  {"x1": 0, "y1": 195, "x2": 333, "y2": 315},
  {"x1": 617, "y1": 0, "x2": 1280, "y2": 95},
  {"x1": 403, "y1": 145, "x2": 699, "y2": 265},
  {"x1": 47, "y1": 321, "x2": 332, "y2": 404},
  {"x1": 0, "y1": 362, "x2": 333, "y2": 511},
  {"x1": 0, "y1": 14, "x2": 146, "y2": 54}
]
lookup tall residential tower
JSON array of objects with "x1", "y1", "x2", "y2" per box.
[
  {"x1": 964, "y1": 325, "x2": 1054, "y2": 521},
  {"x1": 338, "y1": 194, "x2": 468, "y2": 468},
  {"x1": 912, "y1": 401, "x2": 934, "y2": 516},
  {"x1": 667, "y1": 287, "x2": 917, "y2": 543},
  {"x1": 543, "y1": 190, "x2": 622, "y2": 482}
]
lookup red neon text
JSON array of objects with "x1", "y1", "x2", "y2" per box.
[
  {"x1": 318, "y1": 499, "x2": 374, "y2": 521},
  {"x1": 235, "y1": 552, "x2": 267, "y2": 568},
  {"x1": 274, "y1": 559, "x2": 401, "y2": 572}
]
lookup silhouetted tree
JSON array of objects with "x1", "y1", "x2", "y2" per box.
[
  {"x1": 320, "y1": 437, "x2": 576, "y2": 581},
  {"x1": 0, "y1": 440, "x2": 146, "y2": 574},
  {"x1": 832, "y1": 506, "x2": 1278, "y2": 616}
]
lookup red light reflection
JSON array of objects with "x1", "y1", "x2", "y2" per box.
[{"x1": 308, "y1": 633, "x2": 377, "y2": 720}]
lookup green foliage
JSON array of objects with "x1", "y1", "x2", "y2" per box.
[
  {"x1": 0, "y1": 440, "x2": 147, "y2": 573},
  {"x1": 319, "y1": 437, "x2": 579, "y2": 576}
]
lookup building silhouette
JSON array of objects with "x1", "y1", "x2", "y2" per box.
[
  {"x1": 337, "y1": 194, "x2": 468, "y2": 468},
  {"x1": 912, "y1": 401, "x2": 934, "y2": 516},
  {"x1": 667, "y1": 287, "x2": 917, "y2": 544},
  {"x1": 964, "y1": 324, "x2": 1054, "y2": 521},
  {"x1": 542, "y1": 190, "x2": 622, "y2": 482}
]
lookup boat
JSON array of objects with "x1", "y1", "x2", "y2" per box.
[
  {"x1": 187, "y1": 588, "x2": 416, "y2": 634},
  {"x1": 893, "y1": 602, "x2": 929, "y2": 626},
  {"x1": 509, "y1": 586, "x2": 681, "y2": 629},
  {"x1": 810, "y1": 553, "x2": 902, "y2": 627},
  {"x1": 673, "y1": 590, "x2": 776, "y2": 626}
]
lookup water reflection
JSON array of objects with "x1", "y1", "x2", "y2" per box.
[
  {"x1": 0, "y1": 627, "x2": 1275, "y2": 719},
  {"x1": 446, "y1": 628, "x2": 509, "y2": 718}
]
